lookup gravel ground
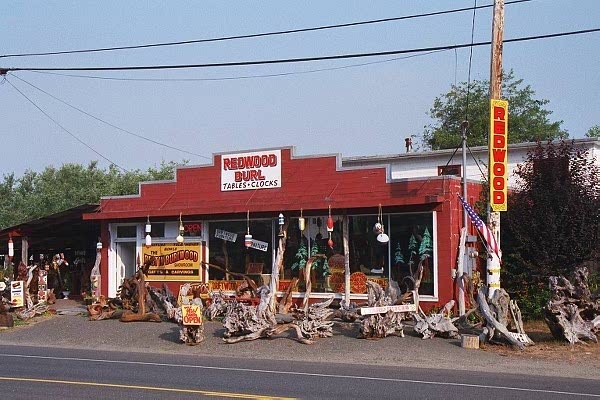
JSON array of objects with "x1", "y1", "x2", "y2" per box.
[{"x1": 1, "y1": 299, "x2": 599, "y2": 380}]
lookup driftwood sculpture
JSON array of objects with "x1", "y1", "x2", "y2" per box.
[
  {"x1": 174, "y1": 283, "x2": 205, "y2": 345},
  {"x1": 544, "y1": 267, "x2": 600, "y2": 344},
  {"x1": 222, "y1": 285, "x2": 279, "y2": 343},
  {"x1": 359, "y1": 281, "x2": 407, "y2": 339},
  {"x1": 451, "y1": 274, "x2": 532, "y2": 349},
  {"x1": 414, "y1": 300, "x2": 459, "y2": 340},
  {"x1": 147, "y1": 282, "x2": 205, "y2": 345},
  {"x1": 88, "y1": 258, "x2": 161, "y2": 322},
  {"x1": 477, "y1": 287, "x2": 529, "y2": 350},
  {"x1": 290, "y1": 296, "x2": 335, "y2": 340},
  {"x1": 0, "y1": 299, "x2": 14, "y2": 328},
  {"x1": 15, "y1": 301, "x2": 49, "y2": 320},
  {"x1": 277, "y1": 277, "x2": 298, "y2": 314},
  {"x1": 204, "y1": 290, "x2": 229, "y2": 321},
  {"x1": 222, "y1": 285, "x2": 334, "y2": 344},
  {"x1": 87, "y1": 295, "x2": 124, "y2": 320},
  {"x1": 118, "y1": 258, "x2": 161, "y2": 322}
]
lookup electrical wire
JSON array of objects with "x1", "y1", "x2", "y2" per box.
[
  {"x1": 465, "y1": 0, "x2": 478, "y2": 122},
  {"x1": 0, "y1": 0, "x2": 533, "y2": 59},
  {"x1": 25, "y1": 50, "x2": 447, "y2": 82},
  {"x1": 8, "y1": 73, "x2": 212, "y2": 160},
  {"x1": 4, "y1": 28, "x2": 599, "y2": 73},
  {"x1": 4, "y1": 77, "x2": 128, "y2": 172}
]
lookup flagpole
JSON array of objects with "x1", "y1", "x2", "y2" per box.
[{"x1": 487, "y1": 0, "x2": 504, "y2": 298}]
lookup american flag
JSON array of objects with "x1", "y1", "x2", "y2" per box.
[{"x1": 458, "y1": 195, "x2": 501, "y2": 261}]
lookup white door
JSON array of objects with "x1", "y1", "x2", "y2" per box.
[{"x1": 115, "y1": 242, "x2": 137, "y2": 293}]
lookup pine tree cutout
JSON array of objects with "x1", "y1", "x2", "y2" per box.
[
  {"x1": 291, "y1": 239, "x2": 308, "y2": 271},
  {"x1": 394, "y1": 242, "x2": 405, "y2": 265},
  {"x1": 407, "y1": 234, "x2": 418, "y2": 275},
  {"x1": 419, "y1": 227, "x2": 433, "y2": 260}
]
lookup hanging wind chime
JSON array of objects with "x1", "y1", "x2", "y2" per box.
[
  {"x1": 245, "y1": 210, "x2": 253, "y2": 248},
  {"x1": 8, "y1": 235, "x2": 14, "y2": 262},
  {"x1": 298, "y1": 209, "x2": 305, "y2": 232},
  {"x1": 176, "y1": 213, "x2": 185, "y2": 243},
  {"x1": 374, "y1": 204, "x2": 389, "y2": 243},
  {"x1": 145, "y1": 215, "x2": 152, "y2": 248},
  {"x1": 327, "y1": 205, "x2": 334, "y2": 248},
  {"x1": 278, "y1": 212, "x2": 285, "y2": 237}
]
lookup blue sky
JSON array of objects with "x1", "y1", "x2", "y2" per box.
[{"x1": 1, "y1": 0, "x2": 598, "y2": 177}]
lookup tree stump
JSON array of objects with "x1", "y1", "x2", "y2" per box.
[{"x1": 544, "y1": 267, "x2": 600, "y2": 344}]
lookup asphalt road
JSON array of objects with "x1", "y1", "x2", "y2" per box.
[
  {"x1": 0, "y1": 299, "x2": 599, "y2": 399},
  {"x1": 0, "y1": 344, "x2": 599, "y2": 399}
]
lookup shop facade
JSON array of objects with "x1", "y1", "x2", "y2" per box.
[{"x1": 83, "y1": 146, "x2": 478, "y2": 309}]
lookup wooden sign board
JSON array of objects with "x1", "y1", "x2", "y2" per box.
[
  {"x1": 360, "y1": 303, "x2": 416, "y2": 316},
  {"x1": 11, "y1": 280, "x2": 25, "y2": 307},
  {"x1": 181, "y1": 304, "x2": 203, "y2": 325}
]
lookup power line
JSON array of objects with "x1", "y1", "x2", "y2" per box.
[
  {"x1": 4, "y1": 77, "x2": 128, "y2": 172},
  {"x1": 0, "y1": 0, "x2": 533, "y2": 59},
  {"x1": 25, "y1": 50, "x2": 446, "y2": 82},
  {"x1": 8, "y1": 73, "x2": 212, "y2": 160},
  {"x1": 4, "y1": 28, "x2": 598, "y2": 73}
]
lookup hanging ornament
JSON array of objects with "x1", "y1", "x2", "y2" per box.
[
  {"x1": 327, "y1": 205, "x2": 334, "y2": 248},
  {"x1": 375, "y1": 204, "x2": 389, "y2": 244},
  {"x1": 298, "y1": 209, "x2": 305, "y2": 231},
  {"x1": 245, "y1": 210, "x2": 253, "y2": 248},
  {"x1": 176, "y1": 213, "x2": 185, "y2": 243},
  {"x1": 8, "y1": 235, "x2": 14, "y2": 261},
  {"x1": 278, "y1": 213, "x2": 285, "y2": 237},
  {"x1": 145, "y1": 215, "x2": 152, "y2": 247}
]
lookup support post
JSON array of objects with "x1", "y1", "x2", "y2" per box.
[
  {"x1": 343, "y1": 214, "x2": 350, "y2": 308},
  {"x1": 487, "y1": 0, "x2": 504, "y2": 298}
]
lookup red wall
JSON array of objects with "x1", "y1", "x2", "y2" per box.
[{"x1": 85, "y1": 147, "x2": 485, "y2": 310}]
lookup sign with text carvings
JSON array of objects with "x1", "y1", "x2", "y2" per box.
[
  {"x1": 181, "y1": 304, "x2": 203, "y2": 325},
  {"x1": 489, "y1": 99, "x2": 508, "y2": 211},
  {"x1": 221, "y1": 149, "x2": 281, "y2": 191},
  {"x1": 142, "y1": 242, "x2": 202, "y2": 281}
]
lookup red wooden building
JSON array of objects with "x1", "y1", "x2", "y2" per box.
[{"x1": 83, "y1": 147, "x2": 482, "y2": 310}]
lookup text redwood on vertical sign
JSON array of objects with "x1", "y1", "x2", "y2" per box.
[{"x1": 489, "y1": 99, "x2": 508, "y2": 211}]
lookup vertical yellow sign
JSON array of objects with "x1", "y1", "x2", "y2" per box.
[{"x1": 489, "y1": 99, "x2": 508, "y2": 211}]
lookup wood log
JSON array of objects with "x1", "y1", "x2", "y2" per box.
[
  {"x1": 461, "y1": 334, "x2": 480, "y2": 349},
  {"x1": 120, "y1": 310, "x2": 162, "y2": 322}
]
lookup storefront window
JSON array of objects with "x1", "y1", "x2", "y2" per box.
[
  {"x1": 283, "y1": 216, "x2": 344, "y2": 293},
  {"x1": 282, "y1": 212, "x2": 436, "y2": 296},
  {"x1": 208, "y1": 219, "x2": 273, "y2": 285},
  {"x1": 148, "y1": 223, "x2": 165, "y2": 238},
  {"x1": 388, "y1": 213, "x2": 435, "y2": 296},
  {"x1": 116, "y1": 225, "x2": 137, "y2": 238}
]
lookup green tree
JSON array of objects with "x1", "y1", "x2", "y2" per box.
[
  {"x1": 586, "y1": 125, "x2": 600, "y2": 138},
  {"x1": 0, "y1": 160, "x2": 182, "y2": 230},
  {"x1": 502, "y1": 140, "x2": 600, "y2": 318},
  {"x1": 423, "y1": 70, "x2": 568, "y2": 150}
]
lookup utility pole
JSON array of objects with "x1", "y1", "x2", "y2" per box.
[
  {"x1": 487, "y1": 0, "x2": 505, "y2": 298},
  {"x1": 458, "y1": 120, "x2": 469, "y2": 316}
]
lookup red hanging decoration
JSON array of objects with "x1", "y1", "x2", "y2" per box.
[{"x1": 327, "y1": 205, "x2": 334, "y2": 248}]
